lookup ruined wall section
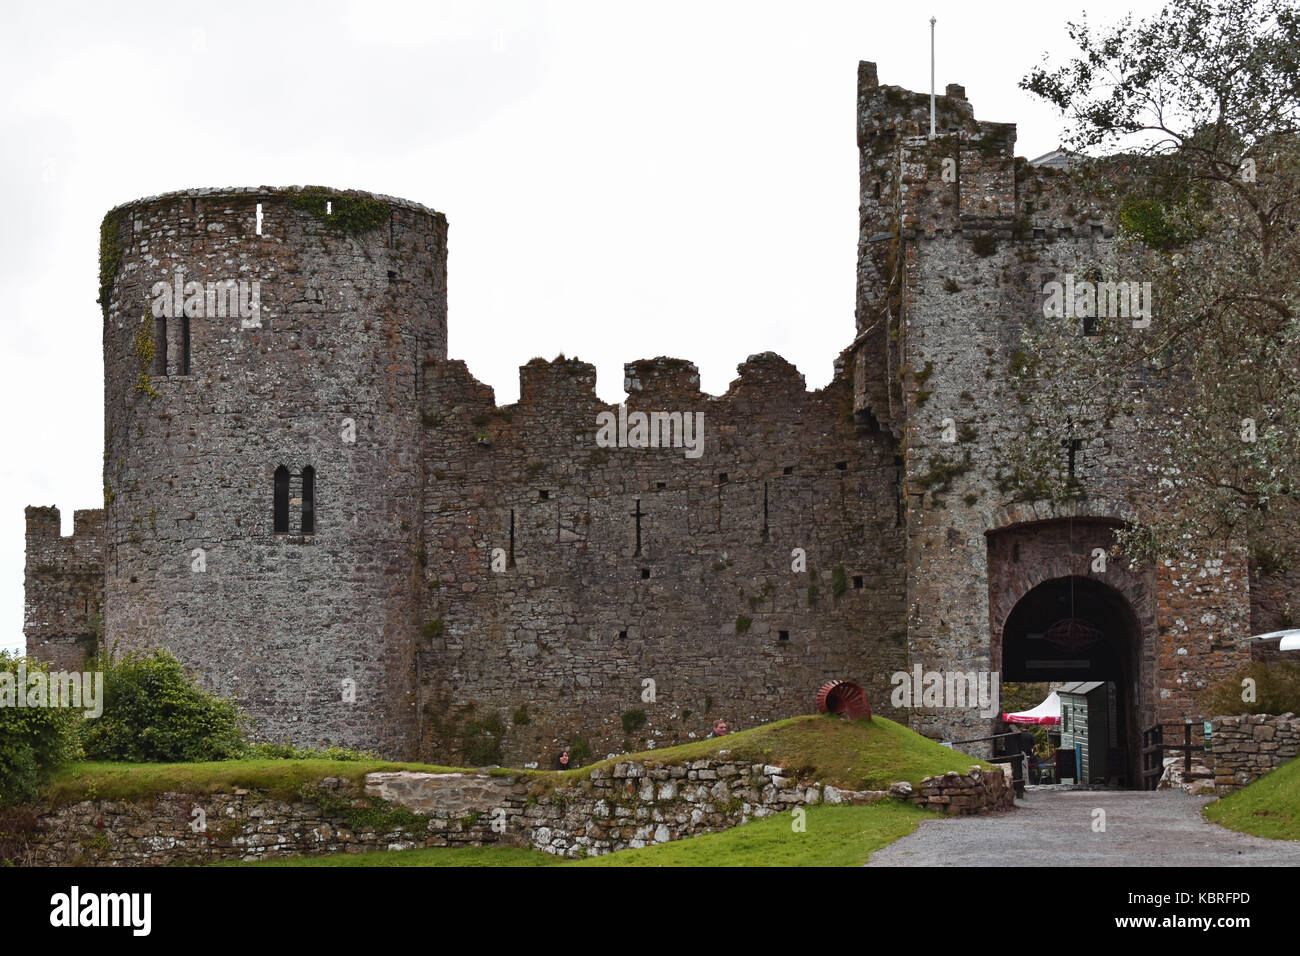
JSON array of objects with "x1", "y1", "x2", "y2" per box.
[
  {"x1": 99, "y1": 186, "x2": 447, "y2": 758},
  {"x1": 417, "y1": 353, "x2": 906, "y2": 765},
  {"x1": 23, "y1": 506, "x2": 104, "y2": 671}
]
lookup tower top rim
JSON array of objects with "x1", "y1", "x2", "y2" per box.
[{"x1": 102, "y1": 185, "x2": 444, "y2": 222}]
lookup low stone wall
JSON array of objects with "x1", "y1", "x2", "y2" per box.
[
  {"x1": 10, "y1": 776, "x2": 460, "y2": 867},
  {"x1": 11, "y1": 757, "x2": 1012, "y2": 865},
  {"x1": 367, "y1": 759, "x2": 1012, "y2": 857},
  {"x1": 902, "y1": 767, "x2": 1014, "y2": 814},
  {"x1": 1210, "y1": 713, "x2": 1299, "y2": 794}
]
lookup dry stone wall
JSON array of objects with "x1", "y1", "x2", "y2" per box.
[
  {"x1": 12, "y1": 760, "x2": 1011, "y2": 866},
  {"x1": 1209, "y1": 714, "x2": 1299, "y2": 793}
]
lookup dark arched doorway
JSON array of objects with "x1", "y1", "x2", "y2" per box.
[{"x1": 1002, "y1": 575, "x2": 1143, "y2": 786}]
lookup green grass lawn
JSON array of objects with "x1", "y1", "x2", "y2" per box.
[
  {"x1": 223, "y1": 801, "x2": 934, "y2": 867},
  {"x1": 43, "y1": 758, "x2": 477, "y2": 805},
  {"x1": 1203, "y1": 756, "x2": 1300, "y2": 840}
]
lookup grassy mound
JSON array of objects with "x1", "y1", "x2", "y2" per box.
[
  {"x1": 545, "y1": 714, "x2": 991, "y2": 792},
  {"x1": 223, "y1": 801, "x2": 933, "y2": 868},
  {"x1": 1203, "y1": 757, "x2": 1300, "y2": 840}
]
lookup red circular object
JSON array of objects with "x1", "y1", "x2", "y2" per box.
[{"x1": 817, "y1": 679, "x2": 872, "y2": 721}]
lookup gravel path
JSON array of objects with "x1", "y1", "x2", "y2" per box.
[{"x1": 866, "y1": 787, "x2": 1300, "y2": 866}]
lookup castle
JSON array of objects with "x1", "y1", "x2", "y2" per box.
[{"x1": 25, "y1": 63, "x2": 1289, "y2": 779}]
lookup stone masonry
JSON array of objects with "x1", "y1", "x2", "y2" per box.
[
  {"x1": 23, "y1": 62, "x2": 1296, "y2": 771},
  {"x1": 14, "y1": 759, "x2": 1011, "y2": 866},
  {"x1": 1209, "y1": 714, "x2": 1299, "y2": 793}
]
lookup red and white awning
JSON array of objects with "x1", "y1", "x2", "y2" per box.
[{"x1": 1002, "y1": 691, "x2": 1061, "y2": 725}]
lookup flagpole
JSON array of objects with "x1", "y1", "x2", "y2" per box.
[{"x1": 929, "y1": 16, "x2": 936, "y2": 139}]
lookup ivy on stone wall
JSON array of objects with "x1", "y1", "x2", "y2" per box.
[
  {"x1": 287, "y1": 187, "x2": 391, "y2": 235},
  {"x1": 97, "y1": 211, "x2": 125, "y2": 313}
]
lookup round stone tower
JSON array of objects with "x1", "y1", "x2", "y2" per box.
[{"x1": 99, "y1": 186, "x2": 447, "y2": 758}]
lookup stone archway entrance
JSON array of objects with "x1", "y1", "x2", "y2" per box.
[
  {"x1": 1002, "y1": 576, "x2": 1142, "y2": 784},
  {"x1": 988, "y1": 518, "x2": 1157, "y2": 788}
]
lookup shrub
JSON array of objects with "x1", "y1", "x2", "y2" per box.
[
  {"x1": 243, "y1": 741, "x2": 379, "y2": 761},
  {"x1": 1200, "y1": 662, "x2": 1300, "y2": 717},
  {"x1": 81, "y1": 649, "x2": 249, "y2": 762},
  {"x1": 0, "y1": 652, "x2": 82, "y2": 804},
  {"x1": 621, "y1": 709, "x2": 647, "y2": 734},
  {"x1": 567, "y1": 736, "x2": 593, "y2": 767},
  {"x1": 832, "y1": 566, "x2": 849, "y2": 599},
  {"x1": 1117, "y1": 195, "x2": 1204, "y2": 250},
  {"x1": 461, "y1": 712, "x2": 505, "y2": 765}
]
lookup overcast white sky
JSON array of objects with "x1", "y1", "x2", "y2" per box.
[{"x1": 0, "y1": 0, "x2": 1170, "y2": 653}]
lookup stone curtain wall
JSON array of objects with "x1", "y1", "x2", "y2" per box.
[
  {"x1": 417, "y1": 352, "x2": 907, "y2": 765},
  {"x1": 15, "y1": 761, "x2": 1011, "y2": 866},
  {"x1": 23, "y1": 506, "x2": 104, "y2": 669},
  {"x1": 1210, "y1": 714, "x2": 1299, "y2": 793},
  {"x1": 97, "y1": 187, "x2": 448, "y2": 758}
]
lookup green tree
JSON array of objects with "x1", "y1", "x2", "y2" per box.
[{"x1": 1014, "y1": 0, "x2": 1300, "y2": 565}]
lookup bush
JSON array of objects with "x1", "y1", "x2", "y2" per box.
[
  {"x1": 1117, "y1": 195, "x2": 1204, "y2": 250},
  {"x1": 622, "y1": 709, "x2": 647, "y2": 735},
  {"x1": 1200, "y1": 662, "x2": 1300, "y2": 717},
  {"x1": 243, "y1": 741, "x2": 379, "y2": 761},
  {"x1": 461, "y1": 713, "x2": 505, "y2": 765},
  {"x1": 0, "y1": 652, "x2": 82, "y2": 804},
  {"x1": 567, "y1": 736, "x2": 593, "y2": 767},
  {"x1": 81, "y1": 649, "x2": 249, "y2": 762}
]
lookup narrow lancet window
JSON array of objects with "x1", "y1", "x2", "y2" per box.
[
  {"x1": 274, "y1": 465, "x2": 290, "y2": 533},
  {"x1": 301, "y1": 466, "x2": 315, "y2": 534}
]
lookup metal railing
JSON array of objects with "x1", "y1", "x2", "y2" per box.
[{"x1": 1141, "y1": 721, "x2": 1213, "y2": 790}]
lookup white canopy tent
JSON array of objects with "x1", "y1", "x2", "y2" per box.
[{"x1": 1002, "y1": 690, "x2": 1061, "y2": 725}]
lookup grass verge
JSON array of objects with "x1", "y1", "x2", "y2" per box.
[
  {"x1": 43, "y1": 759, "x2": 477, "y2": 806},
  {"x1": 1203, "y1": 756, "x2": 1300, "y2": 840},
  {"x1": 222, "y1": 801, "x2": 933, "y2": 867}
]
